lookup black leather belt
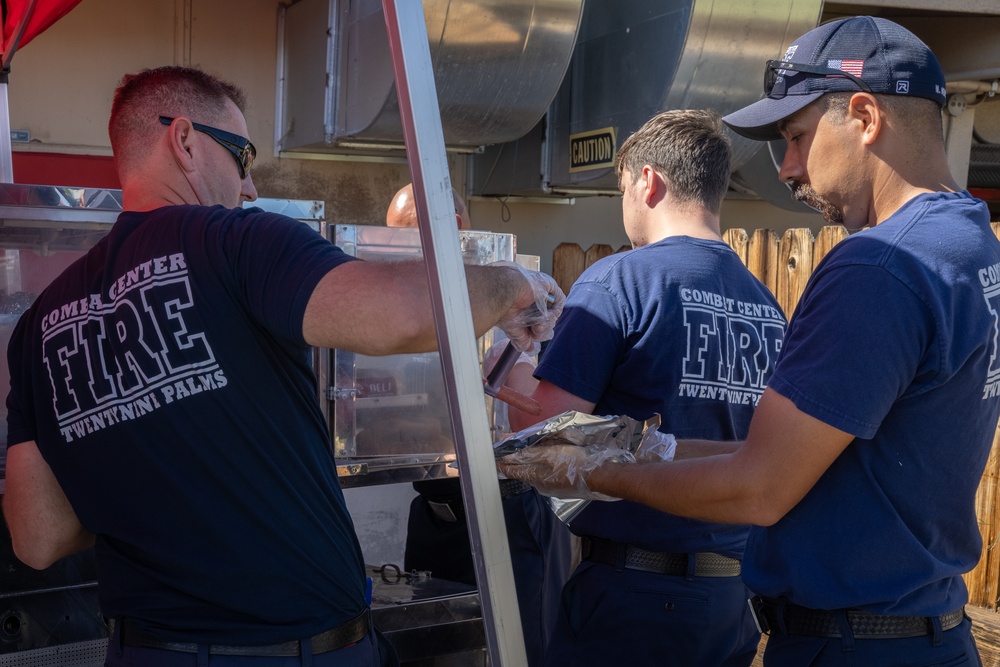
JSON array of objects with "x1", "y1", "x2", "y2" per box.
[
  {"x1": 752, "y1": 597, "x2": 966, "y2": 639},
  {"x1": 583, "y1": 536, "x2": 742, "y2": 577},
  {"x1": 499, "y1": 478, "x2": 531, "y2": 501},
  {"x1": 114, "y1": 609, "x2": 370, "y2": 656},
  {"x1": 426, "y1": 479, "x2": 531, "y2": 523}
]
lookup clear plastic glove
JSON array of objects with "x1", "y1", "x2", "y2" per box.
[
  {"x1": 636, "y1": 429, "x2": 677, "y2": 463},
  {"x1": 492, "y1": 261, "x2": 565, "y2": 353},
  {"x1": 498, "y1": 442, "x2": 618, "y2": 501},
  {"x1": 494, "y1": 411, "x2": 667, "y2": 502}
]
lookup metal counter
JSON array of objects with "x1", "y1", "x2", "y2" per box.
[{"x1": 370, "y1": 566, "x2": 486, "y2": 665}]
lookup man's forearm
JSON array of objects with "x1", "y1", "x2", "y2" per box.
[
  {"x1": 4, "y1": 442, "x2": 95, "y2": 570},
  {"x1": 586, "y1": 452, "x2": 774, "y2": 526},
  {"x1": 503, "y1": 389, "x2": 855, "y2": 529},
  {"x1": 304, "y1": 260, "x2": 533, "y2": 355},
  {"x1": 673, "y1": 439, "x2": 743, "y2": 460},
  {"x1": 464, "y1": 264, "x2": 530, "y2": 336}
]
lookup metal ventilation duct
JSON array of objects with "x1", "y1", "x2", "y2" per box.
[
  {"x1": 969, "y1": 143, "x2": 1000, "y2": 189},
  {"x1": 277, "y1": 0, "x2": 584, "y2": 154},
  {"x1": 472, "y1": 0, "x2": 821, "y2": 207}
]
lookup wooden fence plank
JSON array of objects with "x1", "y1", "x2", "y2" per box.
[
  {"x1": 748, "y1": 229, "x2": 780, "y2": 296},
  {"x1": 980, "y1": 427, "x2": 999, "y2": 610},
  {"x1": 775, "y1": 228, "x2": 814, "y2": 318},
  {"x1": 964, "y1": 221, "x2": 1000, "y2": 610},
  {"x1": 552, "y1": 242, "x2": 585, "y2": 295},
  {"x1": 967, "y1": 426, "x2": 1000, "y2": 609},
  {"x1": 585, "y1": 244, "x2": 616, "y2": 269},
  {"x1": 813, "y1": 225, "x2": 849, "y2": 266},
  {"x1": 724, "y1": 228, "x2": 749, "y2": 265}
]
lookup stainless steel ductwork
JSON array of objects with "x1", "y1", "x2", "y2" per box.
[
  {"x1": 277, "y1": 0, "x2": 584, "y2": 154},
  {"x1": 471, "y1": 0, "x2": 821, "y2": 207},
  {"x1": 970, "y1": 143, "x2": 1000, "y2": 189}
]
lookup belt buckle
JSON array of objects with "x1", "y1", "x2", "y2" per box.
[{"x1": 748, "y1": 596, "x2": 771, "y2": 635}]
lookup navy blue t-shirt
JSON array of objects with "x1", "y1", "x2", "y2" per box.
[
  {"x1": 6, "y1": 205, "x2": 363, "y2": 643},
  {"x1": 536, "y1": 237, "x2": 786, "y2": 556},
  {"x1": 746, "y1": 191, "x2": 1000, "y2": 616}
]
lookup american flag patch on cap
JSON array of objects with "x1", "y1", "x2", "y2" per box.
[{"x1": 828, "y1": 59, "x2": 865, "y2": 77}]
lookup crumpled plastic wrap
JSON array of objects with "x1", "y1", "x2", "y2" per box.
[{"x1": 494, "y1": 410, "x2": 675, "y2": 522}]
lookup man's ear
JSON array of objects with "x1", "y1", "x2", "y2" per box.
[
  {"x1": 641, "y1": 164, "x2": 662, "y2": 206},
  {"x1": 849, "y1": 92, "x2": 882, "y2": 146},
  {"x1": 164, "y1": 118, "x2": 199, "y2": 174}
]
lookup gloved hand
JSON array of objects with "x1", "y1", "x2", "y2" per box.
[
  {"x1": 497, "y1": 443, "x2": 618, "y2": 501},
  {"x1": 636, "y1": 430, "x2": 677, "y2": 463},
  {"x1": 492, "y1": 261, "x2": 565, "y2": 353},
  {"x1": 496, "y1": 424, "x2": 677, "y2": 500}
]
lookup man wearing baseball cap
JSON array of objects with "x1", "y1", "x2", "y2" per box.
[{"x1": 499, "y1": 16, "x2": 999, "y2": 666}]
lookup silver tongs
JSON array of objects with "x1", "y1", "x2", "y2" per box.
[
  {"x1": 482, "y1": 293, "x2": 557, "y2": 416},
  {"x1": 483, "y1": 341, "x2": 542, "y2": 415},
  {"x1": 483, "y1": 341, "x2": 541, "y2": 415}
]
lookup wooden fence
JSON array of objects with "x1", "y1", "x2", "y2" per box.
[{"x1": 553, "y1": 224, "x2": 1000, "y2": 610}]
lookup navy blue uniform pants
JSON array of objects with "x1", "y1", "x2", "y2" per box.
[
  {"x1": 502, "y1": 489, "x2": 574, "y2": 665},
  {"x1": 542, "y1": 560, "x2": 760, "y2": 667}
]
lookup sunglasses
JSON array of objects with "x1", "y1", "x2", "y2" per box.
[
  {"x1": 159, "y1": 116, "x2": 256, "y2": 180},
  {"x1": 764, "y1": 59, "x2": 872, "y2": 97}
]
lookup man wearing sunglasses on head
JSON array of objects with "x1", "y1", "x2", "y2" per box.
[
  {"x1": 2, "y1": 65, "x2": 564, "y2": 667},
  {"x1": 500, "y1": 16, "x2": 999, "y2": 666}
]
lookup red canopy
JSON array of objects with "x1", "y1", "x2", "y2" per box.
[{"x1": 2, "y1": 0, "x2": 83, "y2": 63}]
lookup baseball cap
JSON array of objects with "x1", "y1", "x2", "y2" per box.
[{"x1": 722, "y1": 16, "x2": 946, "y2": 141}]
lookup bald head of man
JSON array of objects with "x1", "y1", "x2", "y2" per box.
[{"x1": 386, "y1": 183, "x2": 471, "y2": 230}]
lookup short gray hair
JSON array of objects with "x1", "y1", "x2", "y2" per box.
[{"x1": 108, "y1": 66, "x2": 248, "y2": 176}]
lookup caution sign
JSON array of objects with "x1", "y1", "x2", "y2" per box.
[{"x1": 569, "y1": 127, "x2": 617, "y2": 173}]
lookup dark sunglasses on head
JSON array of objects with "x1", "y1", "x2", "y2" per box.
[
  {"x1": 159, "y1": 116, "x2": 256, "y2": 180},
  {"x1": 764, "y1": 59, "x2": 873, "y2": 97}
]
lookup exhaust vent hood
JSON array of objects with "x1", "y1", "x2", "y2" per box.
[
  {"x1": 970, "y1": 143, "x2": 1000, "y2": 190},
  {"x1": 277, "y1": 0, "x2": 584, "y2": 155},
  {"x1": 471, "y1": 0, "x2": 821, "y2": 209}
]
